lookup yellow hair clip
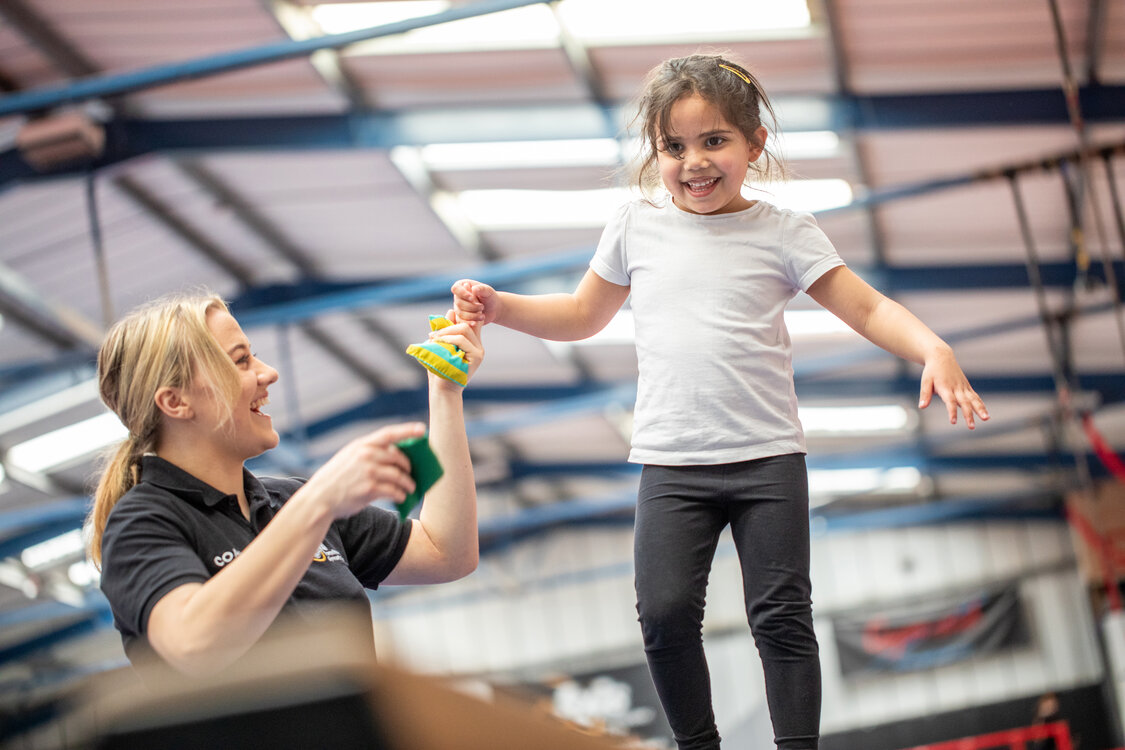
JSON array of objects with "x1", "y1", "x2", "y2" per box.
[{"x1": 719, "y1": 63, "x2": 752, "y2": 85}]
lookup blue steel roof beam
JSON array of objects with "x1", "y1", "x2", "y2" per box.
[
  {"x1": 0, "y1": 593, "x2": 108, "y2": 630},
  {"x1": 0, "y1": 518, "x2": 84, "y2": 560},
  {"x1": 468, "y1": 489, "x2": 1068, "y2": 582},
  {"x1": 0, "y1": 352, "x2": 95, "y2": 392},
  {"x1": 171, "y1": 161, "x2": 394, "y2": 390},
  {"x1": 4, "y1": 85, "x2": 1125, "y2": 193},
  {"x1": 823, "y1": 139, "x2": 1125, "y2": 216},
  {"x1": 837, "y1": 85, "x2": 1125, "y2": 131},
  {"x1": 819, "y1": 0, "x2": 890, "y2": 264},
  {"x1": 0, "y1": 609, "x2": 110, "y2": 666},
  {"x1": 502, "y1": 452, "x2": 1108, "y2": 482},
  {"x1": 798, "y1": 294, "x2": 1121, "y2": 379},
  {"x1": 370, "y1": 489, "x2": 1063, "y2": 612},
  {"x1": 0, "y1": 498, "x2": 87, "y2": 533},
  {"x1": 13, "y1": 487, "x2": 1066, "y2": 657},
  {"x1": 0, "y1": 485, "x2": 1067, "y2": 671},
  {"x1": 0, "y1": 261, "x2": 102, "y2": 350},
  {"x1": 230, "y1": 246, "x2": 595, "y2": 328},
  {"x1": 0, "y1": 0, "x2": 398, "y2": 397},
  {"x1": 4, "y1": 82, "x2": 1123, "y2": 142},
  {"x1": 224, "y1": 254, "x2": 1123, "y2": 331},
  {"x1": 281, "y1": 369, "x2": 1125, "y2": 454},
  {"x1": 0, "y1": 0, "x2": 558, "y2": 119},
  {"x1": 261, "y1": 0, "x2": 372, "y2": 110},
  {"x1": 814, "y1": 491, "x2": 1064, "y2": 532},
  {"x1": 0, "y1": 250, "x2": 1094, "y2": 400}
]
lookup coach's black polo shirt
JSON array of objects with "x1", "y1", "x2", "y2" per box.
[{"x1": 100, "y1": 455, "x2": 412, "y2": 666}]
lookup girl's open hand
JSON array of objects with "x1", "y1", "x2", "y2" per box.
[{"x1": 919, "y1": 348, "x2": 990, "y2": 429}]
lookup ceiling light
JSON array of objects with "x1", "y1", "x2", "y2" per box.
[
  {"x1": 557, "y1": 0, "x2": 812, "y2": 43},
  {"x1": 808, "y1": 466, "x2": 921, "y2": 506},
  {"x1": 312, "y1": 0, "x2": 449, "y2": 33},
  {"x1": 21, "y1": 528, "x2": 84, "y2": 570},
  {"x1": 458, "y1": 187, "x2": 632, "y2": 229},
  {"x1": 0, "y1": 377, "x2": 99, "y2": 435},
  {"x1": 773, "y1": 131, "x2": 841, "y2": 160},
  {"x1": 311, "y1": 0, "x2": 812, "y2": 54},
  {"x1": 747, "y1": 179, "x2": 853, "y2": 212},
  {"x1": 784, "y1": 309, "x2": 855, "y2": 337},
  {"x1": 799, "y1": 405, "x2": 911, "y2": 434},
  {"x1": 314, "y1": 2, "x2": 561, "y2": 54},
  {"x1": 458, "y1": 180, "x2": 849, "y2": 230},
  {"x1": 6, "y1": 411, "x2": 128, "y2": 474},
  {"x1": 69, "y1": 559, "x2": 100, "y2": 588},
  {"x1": 414, "y1": 139, "x2": 623, "y2": 171},
  {"x1": 411, "y1": 133, "x2": 836, "y2": 173}
]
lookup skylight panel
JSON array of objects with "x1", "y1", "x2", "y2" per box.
[
  {"x1": 458, "y1": 179, "x2": 851, "y2": 230},
  {"x1": 7, "y1": 411, "x2": 127, "y2": 474},
  {"x1": 414, "y1": 138, "x2": 624, "y2": 171},
  {"x1": 457, "y1": 187, "x2": 633, "y2": 229},
  {"x1": 313, "y1": 2, "x2": 560, "y2": 54},
  {"x1": 558, "y1": 0, "x2": 812, "y2": 43},
  {"x1": 310, "y1": 0, "x2": 814, "y2": 54}
]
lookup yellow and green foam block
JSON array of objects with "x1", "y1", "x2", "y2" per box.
[{"x1": 405, "y1": 315, "x2": 469, "y2": 387}]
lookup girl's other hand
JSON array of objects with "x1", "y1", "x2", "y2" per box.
[{"x1": 919, "y1": 347, "x2": 990, "y2": 430}]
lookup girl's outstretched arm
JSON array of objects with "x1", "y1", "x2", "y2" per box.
[
  {"x1": 807, "y1": 266, "x2": 990, "y2": 429},
  {"x1": 452, "y1": 269, "x2": 630, "y2": 341}
]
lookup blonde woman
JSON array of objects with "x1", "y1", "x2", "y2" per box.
[{"x1": 87, "y1": 292, "x2": 483, "y2": 675}]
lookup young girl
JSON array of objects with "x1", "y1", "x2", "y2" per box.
[
  {"x1": 87, "y1": 292, "x2": 484, "y2": 676},
  {"x1": 451, "y1": 54, "x2": 988, "y2": 750}
]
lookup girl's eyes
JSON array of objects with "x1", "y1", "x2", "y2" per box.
[
  {"x1": 235, "y1": 352, "x2": 256, "y2": 367},
  {"x1": 661, "y1": 137, "x2": 725, "y2": 154}
]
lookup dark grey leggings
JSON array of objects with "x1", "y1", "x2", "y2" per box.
[{"x1": 634, "y1": 454, "x2": 820, "y2": 750}]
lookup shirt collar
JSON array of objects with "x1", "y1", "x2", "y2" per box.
[{"x1": 139, "y1": 455, "x2": 271, "y2": 510}]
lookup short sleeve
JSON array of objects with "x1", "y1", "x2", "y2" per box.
[
  {"x1": 334, "y1": 506, "x2": 412, "y2": 589},
  {"x1": 780, "y1": 209, "x2": 846, "y2": 291},
  {"x1": 100, "y1": 495, "x2": 210, "y2": 638},
  {"x1": 589, "y1": 202, "x2": 633, "y2": 287}
]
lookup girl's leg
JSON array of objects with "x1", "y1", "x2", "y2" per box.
[
  {"x1": 635, "y1": 464, "x2": 728, "y2": 750},
  {"x1": 726, "y1": 454, "x2": 820, "y2": 750}
]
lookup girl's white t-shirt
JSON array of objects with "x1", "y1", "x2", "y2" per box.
[{"x1": 590, "y1": 198, "x2": 844, "y2": 466}]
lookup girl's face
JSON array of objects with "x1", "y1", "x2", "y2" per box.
[
  {"x1": 190, "y1": 308, "x2": 280, "y2": 460},
  {"x1": 656, "y1": 93, "x2": 766, "y2": 215}
]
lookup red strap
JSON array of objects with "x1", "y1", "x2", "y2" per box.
[
  {"x1": 902, "y1": 720, "x2": 1072, "y2": 750},
  {"x1": 1084, "y1": 413, "x2": 1125, "y2": 483},
  {"x1": 1065, "y1": 503, "x2": 1124, "y2": 611}
]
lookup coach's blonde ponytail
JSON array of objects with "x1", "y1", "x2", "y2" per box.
[{"x1": 87, "y1": 292, "x2": 237, "y2": 568}]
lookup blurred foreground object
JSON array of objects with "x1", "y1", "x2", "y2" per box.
[{"x1": 70, "y1": 610, "x2": 625, "y2": 749}]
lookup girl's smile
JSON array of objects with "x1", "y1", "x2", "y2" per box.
[{"x1": 657, "y1": 93, "x2": 766, "y2": 215}]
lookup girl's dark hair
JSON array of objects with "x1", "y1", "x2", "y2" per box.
[{"x1": 628, "y1": 53, "x2": 787, "y2": 200}]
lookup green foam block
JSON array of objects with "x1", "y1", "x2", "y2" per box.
[{"x1": 395, "y1": 435, "x2": 444, "y2": 520}]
